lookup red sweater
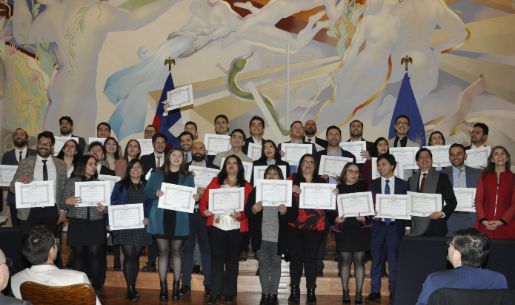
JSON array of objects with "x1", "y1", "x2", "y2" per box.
[{"x1": 199, "y1": 177, "x2": 253, "y2": 232}]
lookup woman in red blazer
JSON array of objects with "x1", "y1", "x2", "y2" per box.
[
  {"x1": 199, "y1": 155, "x2": 253, "y2": 304},
  {"x1": 475, "y1": 146, "x2": 515, "y2": 239}
]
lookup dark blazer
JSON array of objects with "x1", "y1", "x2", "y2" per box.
[
  {"x1": 251, "y1": 159, "x2": 291, "y2": 183},
  {"x1": 242, "y1": 137, "x2": 266, "y2": 155},
  {"x1": 317, "y1": 147, "x2": 357, "y2": 163},
  {"x1": 140, "y1": 153, "x2": 159, "y2": 175},
  {"x1": 304, "y1": 136, "x2": 327, "y2": 150},
  {"x1": 442, "y1": 166, "x2": 481, "y2": 188},
  {"x1": 0, "y1": 294, "x2": 33, "y2": 305},
  {"x1": 371, "y1": 176, "x2": 410, "y2": 234},
  {"x1": 408, "y1": 168, "x2": 457, "y2": 236},
  {"x1": 1, "y1": 148, "x2": 37, "y2": 165},
  {"x1": 99, "y1": 165, "x2": 115, "y2": 176}
]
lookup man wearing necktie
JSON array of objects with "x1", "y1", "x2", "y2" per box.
[
  {"x1": 1, "y1": 128, "x2": 37, "y2": 227},
  {"x1": 9, "y1": 131, "x2": 67, "y2": 236},
  {"x1": 368, "y1": 154, "x2": 409, "y2": 303},
  {"x1": 408, "y1": 148, "x2": 457, "y2": 237}
]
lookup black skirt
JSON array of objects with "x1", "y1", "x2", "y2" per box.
[
  {"x1": 67, "y1": 218, "x2": 106, "y2": 246},
  {"x1": 334, "y1": 218, "x2": 371, "y2": 252}
]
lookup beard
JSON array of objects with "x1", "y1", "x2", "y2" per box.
[
  {"x1": 14, "y1": 138, "x2": 27, "y2": 148},
  {"x1": 192, "y1": 153, "x2": 205, "y2": 162},
  {"x1": 305, "y1": 127, "x2": 316, "y2": 136}
]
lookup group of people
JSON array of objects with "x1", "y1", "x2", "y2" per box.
[{"x1": 0, "y1": 113, "x2": 513, "y2": 305}]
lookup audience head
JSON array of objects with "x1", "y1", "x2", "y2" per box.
[
  {"x1": 88, "y1": 141, "x2": 106, "y2": 162},
  {"x1": 448, "y1": 228, "x2": 490, "y2": 268},
  {"x1": 416, "y1": 148, "x2": 433, "y2": 172},
  {"x1": 22, "y1": 226, "x2": 58, "y2": 266},
  {"x1": 75, "y1": 155, "x2": 98, "y2": 180},
  {"x1": 230, "y1": 129, "x2": 246, "y2": 150},
  {"x1": 58, "y1": 116, "x2": 74, "y2": 136},
  {"x1": 96, "y1": 122, "x2": 111, "y2": 138},
  {"x1": 448, "y1": 143, "x2": 467, "y2": 168},
  {"x1": 304, "y1": 119, "x2": 317, "y2": 137},
  {"x1": 326, "y1": 126, "x2": 342, "y2": 148},
  {"x1": 191, "y1": 141, "x2": 207, "y2": 162},
  {"x1": 124, "y1": 139, "x2": 141, "y2": 161},
  {"x1": 184, "y1": 121, "x2": 198, "y2": 139},
  {"x1": 264, "y1": 164, "x2": 284, "y2": 180},
  {"x1": 259, "y1": 140, "x2": 281, "y2": 162},
  {"x1": 152, "y1": 133, "x2": 167, "y2": 155},
  {"x1": 0, "y1": 248, "x2": 11, "y2": 291},
  {"x1": 144, "y1": 125, "x2": 157, "y2": 139},
  {"x1": 12, "y1": 128, "x2": 29, "y2": 148},
  {"x1": 349, "y1": 120, "x2": 364, "y2": 139},
  {"x1": 470, "y1": 122, "x2": 489, "y2": 146},
  {"x1": 394, "y1": 114, "x2": 410, "y2": 137},
  {"x1": 428, "y1": 130, "x2": 445, "y2": 146},
  {"x1": 249, "y1": 116, "x2": 265, "y2": 138},
  {"x1": 214, "y1": 114, "x2": 230, "y2": 135},
  {"x1": 340, "y1": 162, "x2": 360, "y2": 185},
  {"x1": 485, "y1": 145, "x2": 511, "y2": 173},
  {"x1": 376, "y1": 154, "x2": 397, "y2": 178},
  {"x1": 374, "y1": 137, "x2": 389, "y2": 156},
  {"x1": 104, "y1": 137, "x2": 121, "y2": 160},
  {"x1": 37, "y1": 131, "x2": 55, "y2": 158},
  {"x1": 179, "y1": 131, "x2": 194, "y2": 152},
  {"x1": 289, "y1": 121, "x2": 304, "y2": 141},
  {"x1": 218, "y1": 155, "x2": 245, "y2": 186}
]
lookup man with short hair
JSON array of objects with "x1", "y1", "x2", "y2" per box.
[
  {"x1": 213, "y1": 129, "x2": 253, "y2": 168},
  {"x1": 143, "y1": 125, "x2": 157, "y2": 139},
  {"x1": 179, "y1": 131, "x2": 194, "y2": 163},
  {"x1": 184, "y1": 121, "x2": 199, "y2": 140},
  {"x1": 465, "y1": 122, "x2": 489, "y2": 150},
  {"x1": 415, "y1": 228, "x2": 508, "y2": 305},
  {"x1": 1, "y1": 128, "x2": 37, "y2": 227},
  {"x1": 279, "y1": 121, "x2": 317, "y2": 174},
  {"x1": 96, "y1": 122, "x2": 111, "y2": 138},
  {"x1": 87, "y1": 142, "x2": 115, "y2": 176},
  {"x1": 10, "y1": 227, "x2": 102, "y2": 305},
  {"x1": 388, "y1": 115, "x2": 420, "y2": 148},
  {"x1": 304, "y1": 119, "x2": 327, "y2": 150},
  {"x1": 214, "y1": 114, "x2": 230, "y2": 135},
  {"x1": 58, "y1": 116, "x2": 86, "y2": 153},
  {"x1": 9, "y1": 131, "x2": 67, "y2": 235},
  {"x1": 318, "y1": 126, "x2": 356, "y2": 184},
  {"x1": 346, "y1": 119, "x2": 374, "y2": 155},
  {"x1": 0, "y1": 248, "x2": 32, "y2": 305},
  {"x1": 442, "y1": 144, "x2": 481, "y2": 235},
  {"x1": 242, "y1": 115, "x2": 266, "y2": 155},
  {"x1": 408, "y1": 148, "x2": 457, "y2": 236}
]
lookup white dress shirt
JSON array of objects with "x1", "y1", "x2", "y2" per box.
[
  {"x1": 15, "y1": 147, "x2": 28, "y2": 163},
  {"x1": 35, "y1": 155, "x2": 57, "y2": 197}
]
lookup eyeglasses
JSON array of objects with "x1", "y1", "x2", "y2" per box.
[
  {"x1": 154, "y1": 140, "x2": 166, "y2": 144},
  {"x1": 301, "y1": 160, "x2": 315, "y2": 165}
]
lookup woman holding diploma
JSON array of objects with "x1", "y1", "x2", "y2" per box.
[
  {"x1": 332, "y1": 162, "x2": 370, "y2": 304},
  {"x1": 475, "y1": 146, "x2": 515, "y2": 239},
  {"x1": 57, "y1": 139, "x2": 82, "y2": 178},
  {"x1": 115, "y1": 139, "x2": 142, "y2": 177},
  {"x1": 63, "y1": 155, "x2": 108, "y2": 292},
  {"x1": 145, "y1": 148, "x2": 194, "y2": 301},
  {"x1": 110, "y1": 159, "x2": 151, "y2": 301},
  {"x1": 199, "y1": 155, "x2": 253, "y2": 304},
  {"x1": 253, "y1": 140, "x2": 291, "y2": 181},
  {"x1": 103, "y1": 137, "x2": 121, "y2": 171},
  {"x1": 246, "y1": 164, "x2": 288, "y2": 305},
  {"x1": 286, "y1": 154, "x2": 326, "y2": 305}
]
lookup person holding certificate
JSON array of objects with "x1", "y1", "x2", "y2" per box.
[
  {"x1": 213, "y1": 129, "x2": 253, "y2": 168},
  {"x1": 428, "y1": 131, "x2": 445, "y2": 146},
  {"x1": 62, "y1": 155, "x2": 108, "y2": 292},
  {"x1": 144, "y1": 148, "x2": 195, "y2": 302},
  {"x1": 285, "y1": 154, "x2": 326, "y2": 305},
  {"x1": 246, "y1": 165, "x2": 288, "y2": 305},
  {"x1": 330, "y1": 162, "x2": 369, "y2": 304},
  {"x1": 367, "y1": 154, "x2": 409, "y2": 303},
  {"x1": 199, "y1": 155, "x2": 253, "y2": 305},
  {"x1": 114, "y1": 139, "x2": 141, "y2": 177},
  {"x1": 475, "y1": 146, "x2": 515, "y2": 239},
  {"x1": 103, "y1": 137, "x2": 121, "y2": 172},
  {"x1": 252, "y1": 140, "x2": 290, "y2": 183},
  {"x1": 110, "y1": 159, "x2": 151, "y2": 301},
  {"x1": 56, "y1": 139, "x2": 82, "y2": 178}
]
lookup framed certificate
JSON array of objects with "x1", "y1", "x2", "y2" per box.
[
  {"x1": 75, "y1": 181, "x2": 111, "y2": 206},
  {"x1": 299, "y1": 183, "x2": 337, "y2": 210},
  {"x1": 88, "y1": 137, "x2": 107, "y2": 145},
  {"x1": 453, "y1": 188, "x2": 476, "y2": 212},
  {"x1": 98, "y1": 175, "x2": 121, "y2": 193},
  {"x1": 138, "y1": 139, "x2": 154, "y2": 157},
  {"x1": 424, "y1": 145, "x2": 451, "y2": 168},
  {"x1": 188, "y1": 166, "x2": 219, "y2": 188},
  {"x1": 15, "y1": 181, "x2": 56, "y2": 208},
  {"x1": 339, "y1": 141, "x2": 367, "y2": 163},
  {"x1": 54, "y1": 136, "x2": 79, "y2": 156},
  {"x1": 108, "y1": 203, "x2": 145, "y2": 230},
  {"x1": 247, "y1": 142, "x2": 262, "y2": 161},
  {"x1": 253, "y1": 165, "x2": 287, "y2": 184},
  {"x1": 465, "y1": 146, "x2": 491, "y2": 169},
  {"x1": 371, "y1": 157, "x2": 405, "y2": 180},
  {"x1": 390, "y1": 147, "x2": 419, "y2": 170},
  {"x1": 337, "y1": 191, "x2": 374, "y2": 217},
  {"x1": 158, "y1": 183, "x2": 197, "y2": 213},
  {"x1": 375, "y1": 194, "x2": 411, "y2": 220},
  {"x1": 208, "y1": 187, "x2": 244, "y2": 213},
  {"x1": 0, "y1": 165, "x2": 17, "y2": 187},
  {"x1": 255, "y1": 179, "x2": 292, "y2": 207},
  {"x1": 407, "y1": 191, "x2": 441, "y2": 217},
  {"x1": 204, "y1": 134, "x2": 231, "y2": 155},
  {"x1": 281, "y1": 143, "x2": 312, "y2": 165},
  {"x1": 221, "y1": 158, "x2": 253, "y2": 182},
  {"x1": 166, "y1": 84, "x2": 194, "y2": 111},
  {"x1": 318, "y1": 155, "x2": 353, "y2": 177}
]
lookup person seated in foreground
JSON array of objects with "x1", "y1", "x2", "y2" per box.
[
  {"x1": 0, "y1": 248, "x2": 33, "y2": 305},
  {"x1": 10, "y1": 226, "x2": 102, "y2": 305},
  {"x1": 415, "y1": 228, "x2": 508, "y2": 305}
]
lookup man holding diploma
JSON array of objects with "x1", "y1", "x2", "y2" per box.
[{"x1": 408, "y1": 148, "x2": 457, "y2": 236}]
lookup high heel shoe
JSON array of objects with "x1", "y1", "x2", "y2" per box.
[
  {"x1": 159, "y1": 280, "x2": 168, "y2": 302},
  {"x1": 288, "y1": 284, "x2": 300, "y2": 305},
  {"x1": 127, "y1": 286, "x2": 139, "y2": 302},
  {"x1": 342, "y1": 290, "x2": 350, "y2": 304},
  {"x1": 307, "y1": 288, "x2": 317, "y2": 304},
  {"x1": 172, "y1": 280, "x2": 180, "y2": 301},
  {"x1": 355, "y1": 290, "x2": 363, "y2": 304}
]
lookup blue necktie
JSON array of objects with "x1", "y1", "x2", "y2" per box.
[{"x1": 384, "y1": 179, "x2": 391, "y2": 224}]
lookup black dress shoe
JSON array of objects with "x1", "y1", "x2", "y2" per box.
[
  {"x1": 225, "y1": 295, "x2": 235, "y2": 304},
  {"x1": 179, "y1": 285, "x2": 191, "y2": 295},
  {"x1": 207, "y1": 295, "x2": 220, "y2": 304},
  {"x1": 192, "y1": 264, "x2": 201, "y2": 274},
  {"x1": 114, "y1": 266, "x2": 121, "y2": 271},
  {"x1": 204, "y1": 286, "x2": 211, "y2": 296},
  {"x1": 342, "y1": 290, "x2": 350, "y2": 303},
  {"x1": 141, "y1": 262, "x2": 156, "y2": 272},
  {"x1": 355, "y1": 291, "x2": 363, "y2": 304},
  {"x1": 259, "y1": 294, "x2": 269, "y2": 305},
  {"x1": 268, "y1": 294, "x2": 278, "y2": 305},
  {"x1": 127, "y1": 286, "x2": 139, "y2": 302},
  {"x1": 366, "y1": 292, "x2": 381, "y2": 302},
  {"x1": 307, "y1": 288, "x2": 317, "y2": 304}
]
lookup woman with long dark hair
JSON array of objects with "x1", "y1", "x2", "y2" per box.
[
  {"x1": 253, "y1": 140, "x2": 290, "y2": 182},
  {"x1": 115, "y1": 139, "x2": 141, "y2": 177},
  {"x1": 110, "y1": 159, "x2": 151, "y2": 301},
  {"x1": 145, "y1": 148, "x2": 195, "y2": 301},
  {"x1": 56, "y1": 139, "x2": 82, "y2": 178},
  {"x1": 103, "y1": 137, "x2": 121, "y2": 171},
  {"x1": 200, "y1": 155, "x2": 253, "y2": 304},
  {"x1": 475, "y1": 146, "x2": 515, "y2": 239}
]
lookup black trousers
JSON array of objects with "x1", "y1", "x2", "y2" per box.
[
  {"x1": 208, "y1": 227, "x2": 242, "y2": 297},
  {"x1": 287, "y1": 227, "x2": 323, "y2": 289}
]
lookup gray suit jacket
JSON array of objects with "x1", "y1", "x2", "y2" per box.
[
  {"x1": 442, "y1": 166, "x2": 481, "y2": 188},
  {"x1": 0, "y1": 294, "x2": 32, "y2": 305},
  {"x1": 9, "y1": 156, "x2": 67, "y2": 221}
]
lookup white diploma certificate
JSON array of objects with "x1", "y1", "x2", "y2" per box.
[
  {"x1": 407, "y1": 191, "x2": 441, "y2": 217},
  {"x1": 188, "y1": 166, "x2": 219, "y2": 188},
  {"x1": 299, "y1": 183, "x2": 337, "y2": 210},
  {"x1": 15, "y1": 181, "x2": 56, "y2": 208},
  {"x1": 108, "y1": 203, "x2": 145, "y2": 230},
  {"x1": 247, "y1": 142, "x2": 262, "y2": 161},
  {"x1": 375, "y1": 194, "x2": 411, "y2": 220},
  {"x1": 318, "y1": 155, "x2": 353, "y2": 177},
  {"x1": 98, "y1": 175, "x2": 121, "y2": 193},
  {"x1": 204, "y1": 134, "x2": 231, "y2": 155},
  {"x1": 424, "y1": 145, "x2": 451, "y2": 168},
  {"x1": 253, "y1": 165, "x2": 287, "y2": 184},
  {"x1": 138, "y1": 139, "x2": 154, "y2": 157},
  {"x1": 221, "y1": 158, "x2": 253, "y2": 182},
  {"x1": 453, "y1": 188, "x2": 476, "y2": 212},
  {"x1": 390, "y1": 147, "x2": 419, "y2": 170},
  {"x1": 281, "y1": 143, "x2": 312, "y2": 165},
  {"x1": 339, "y1": 141, "x2": 367, "y2": 163},
  {"x1": 371, "y1": 157, "x2": 405, "y2": 180},
  {"x1": 158, "y1": 183, "x2": 197, "y2": 213},
  {"x1": 75, "y1": 181, "x2": 111, "y2": 207},
  {"x1": 0, "y1": 165, "x2": 17, "y2": 187},
  {"x1": 88, "y1": 137, "x2": 107, "y2": 145},
  {"x1": 255, "y1": 179, "x2": 292, "y2": 207},
  {"x1": 337, "y1": 191, "x2": 374, "y2": 217},
  {"x1": 166, "y1": 84, "x2": 194, "y2": 110},
  {"x1": 54, "y1": 136, "x2": 79, "y2": 156},
  {"x1": 465, "y1": 146, "x2": 491, "y2": 169},
  {"x1": 209, "y1": 187, "x2": 245, "y2": 213}
]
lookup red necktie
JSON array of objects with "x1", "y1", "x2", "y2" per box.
[
  {"x1": 307, "y1": 138, "x2": 312, "y2": 143},
  {"x1": 419, "y1": 173, "x2": 427, "y2": 192}
]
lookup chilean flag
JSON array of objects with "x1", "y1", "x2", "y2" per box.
[{"x1": 152, "y1": 73, "x2": 181, "y2": 148}]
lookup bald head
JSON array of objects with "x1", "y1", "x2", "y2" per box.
[{"x1": 0, "y1": 248, "x2": 9, "y2": 291}]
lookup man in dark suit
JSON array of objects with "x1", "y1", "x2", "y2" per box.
[
  {"x1": 1, "y1": 128, "x2": 37, "y2": 227},
  {"x1": 442, "y1": 144, "x2": 481, "y2": 235},
  {"x1": 416, "y1": 228, "x2": 508, "y2": 305},
  {"x1": 346, "y1": 120, "x2": 375, "y2": 156},
  {"x1": 304, "y1": 119, "x2": 327, "y2": 151},
  {"x1": 367, "y1": 154, "x2": 409, "y2": 303},
  {"x1": 242, "y1": 116, "x2": 266, "y2": 157},
  {"x1": 58, "y1": 116, "x2": 86, "y2": 154},
  {"x1": 408, "y1": 148, "x2": 457, "y2": 236},
  {"x1": 464, "y1": 122, "x2": 489, "y2": 150},
  {"x1": 317, "y1": 125, "x2": 356, "y2": 184},
  {"x1": 179, "y1": 131, "x2": 194, "y2": 163},
  {"x1": 278, "y1": 121, "x2": 317, "y2": 175},
  {"x1": 0, "y1": 248, "x2": 33, "y2": 305}
]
